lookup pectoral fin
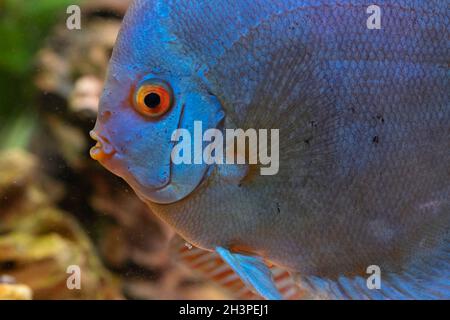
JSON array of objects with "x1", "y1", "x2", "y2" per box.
[{"x1": 216, "y1": 247, "x2": 282, "y2": 300}]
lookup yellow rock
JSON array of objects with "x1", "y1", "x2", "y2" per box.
[
  {"x1": 0, "y1": 149, "x2": 122, "y2": 300},
  {"x1": 0, "y1": 283, "x2": 32, "y2": 300}
]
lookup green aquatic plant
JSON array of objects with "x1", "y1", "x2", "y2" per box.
[{"x1": 0, "y1": 0, "x2": 80, "y2": 149}]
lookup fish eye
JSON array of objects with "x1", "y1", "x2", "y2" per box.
[{"x1": 134, "y1": 80, "x2": 173, "y2": 117}]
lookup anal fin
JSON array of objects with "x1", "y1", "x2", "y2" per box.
[{"x1": 171, "y1": 236, "x2": 304, "y2": 300}]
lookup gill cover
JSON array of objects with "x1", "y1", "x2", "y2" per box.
[{"x1": 143, "y1": 86, "x2": 225, "y2": 204}]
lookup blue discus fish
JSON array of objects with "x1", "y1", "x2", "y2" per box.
[{"x1": 90, "y1": 0, "x2": 449, "y2": 299}]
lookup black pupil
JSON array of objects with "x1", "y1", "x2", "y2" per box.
[{"x1": 144, "y1": 93, "x2": 161, "y2": 109}]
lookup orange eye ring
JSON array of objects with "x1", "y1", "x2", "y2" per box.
[{"x1": 134, "y1": 80, "x2": 173, "y2": 117}]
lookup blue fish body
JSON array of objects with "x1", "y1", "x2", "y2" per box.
[{"x1": 91, "y1": 0, "x2": 450, "y2": 299}]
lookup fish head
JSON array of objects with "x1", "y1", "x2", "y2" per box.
[{"x1": 90, "y1": 0, "x2": 224, "y2": 204}]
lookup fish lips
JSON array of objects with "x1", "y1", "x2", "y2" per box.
[{"x1": 90, "y1": 130, "x2": 116, "y2": 160}]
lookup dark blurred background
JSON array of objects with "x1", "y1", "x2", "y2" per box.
[{"x1": 0, "y1": 0, "x2": 230, "y2": 300}]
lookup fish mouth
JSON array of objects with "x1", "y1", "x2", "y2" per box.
[
  {"x1": 89, "y1": 130, "x2": 116, "y2": 161},
  {"x1": 89, "y1": 130, "x2": 171, "y2": 195}
]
